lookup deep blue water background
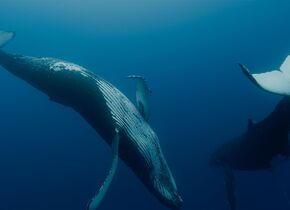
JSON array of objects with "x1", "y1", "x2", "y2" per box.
[{"x1": 1, "y1": 1, "x2": 290, "y2": 209}]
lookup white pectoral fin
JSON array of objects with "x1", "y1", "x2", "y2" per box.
[
  {"x1": 0, "y1": 31, "x2": 15, "y2": 48},
  {"x1": 240, "y1": 62, "x2": 290, "y2": 96},
  {"x1": 224, "y1": 166, "x2": 236, "y2": 210},
  {"x1": 87, "y1": 130, "x2": 120, "y2": 210},
  {"x1": 127, "y1": 75, "x2": 151, "y2": 121}
]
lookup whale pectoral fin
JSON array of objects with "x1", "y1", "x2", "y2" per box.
[
  {"x1": 127, "y1": 75, "x2": 151, "y2": 121},
  {"x1": 224, "y1": 165, "x2": 236, "y2": 210},
  {"x1": 87, "y1": 129, "x2": 120, "y2": 210},
  {"x1": 0, "y1": 31, "x2": 15, "y2": 48},
  {"x1": 239, "y1": 56, "x2": 290, "y2": 96}
]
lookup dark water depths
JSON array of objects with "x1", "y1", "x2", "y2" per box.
[{"x1": 0, "y1": 1, "x2": 290, "y2": 209}]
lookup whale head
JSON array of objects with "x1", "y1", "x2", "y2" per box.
[
  {"x1": 117, "y1": 127, "x2": 183, "y2": 209},
  {"x1": 148, "y1": 153, "x2": 183, "y2": 209}
]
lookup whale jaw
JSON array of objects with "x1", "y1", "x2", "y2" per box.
[
  {"x1": 147, "y1": 156, "x2": 183, "y2": 209},
  {"x1": 152, "y1": 179, "x2": 183, "y2": 209}
]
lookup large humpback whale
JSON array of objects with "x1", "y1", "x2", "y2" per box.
[{"x1": 0, "y1": 31, "x2": 182, "y2": 209}]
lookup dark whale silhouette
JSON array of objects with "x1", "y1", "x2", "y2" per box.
[
  {"x1": 210, "y1": 97, "x2": 290, "y2": 210},
  {"x1": 211, "y1": 56, "x2": 290, "y2": 210},
  {"x1": 0, "y1": 31, "x2": 182, "y2": 209},
  {"x1": 211, "y1": 97, "x2": 290, "y2": 171}
]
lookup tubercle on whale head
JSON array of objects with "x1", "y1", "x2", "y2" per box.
[
  {"x1": 149, "y1": 164, "x2": 183, "y2": 209},
  {"x1": 165, "y1": 194, "x2": 183, "y2": 210},
  {"x1": 153, "y1": 181, "x2": 183, "y2": 209},
  {"x1": 173, "y1": 194, "x2": 183, "y2": 209},
  {"x1": 166, "y1": 192, "x2": 183, "y2": 210}
]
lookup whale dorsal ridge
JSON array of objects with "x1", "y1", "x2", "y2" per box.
[
  {"x1": 128, "y1": 75, "x2": 151, "y2": 121},
  {"x1": 0, "y1": 31, "x2": 15, "y2": 48}
]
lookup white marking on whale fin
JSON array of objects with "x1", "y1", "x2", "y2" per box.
[
  {"x1": 127, "y1": 75, "x2": 151, "y2": 121},
  {"x1": 87, "y1": 129, "x2": 120, "y2": 210},
  {"x1": 224, "y1": 165, "x2": 236, "y2": 210},
  {"x1": 240, "y1": 56, "x2": 290, "y2": 95},
  {"x1": 0, "y1": 31, "x2": 15, "y2": 48}
]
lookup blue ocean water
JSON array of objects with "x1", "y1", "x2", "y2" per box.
[{"x1": 0, "y1": 1, "x2": 290, "y2": 209}]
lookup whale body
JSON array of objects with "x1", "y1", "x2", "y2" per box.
[
  {"x1": 0, "y1": 32, "x2": 182, "y2": 209},
  {"x1": 211, "y1": 97, "x2": 290, "y2": 171}
]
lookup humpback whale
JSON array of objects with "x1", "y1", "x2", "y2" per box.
[
  {"x1": 210, "y1": 97, "x2": 290, "y2": 210},
  {"x1": 0, "y1": 31, "x2": 182, "y2": 209}
]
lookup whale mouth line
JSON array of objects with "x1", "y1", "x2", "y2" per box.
[{"x1": 151, "y1": 173, "x2": 183, "y2": 209}]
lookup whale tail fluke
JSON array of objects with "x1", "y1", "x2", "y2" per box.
[
  {"x1": 239, "y1": 55, "x2": 290, "y2": 96},
  {"x1": 0, "y1": 31, "x2": 15, "y2": 48}
]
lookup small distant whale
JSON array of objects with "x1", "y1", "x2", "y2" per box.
[
  {"x1": 211, "y1": 96, "x2": 290, "y2": 171},
  {"x1": 0, "y1": 31, "x2": 182, "y2": 209},
  {"x1": 210, "y1": 97, "x2": 290, "y2": 210},
  {"x1": 210, "y1": 54, "x2": 290, "y2": 210}
]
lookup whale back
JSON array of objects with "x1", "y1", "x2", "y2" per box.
[{"x1": 211, "y1": 97, "x2": 290, "y2": 171}]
